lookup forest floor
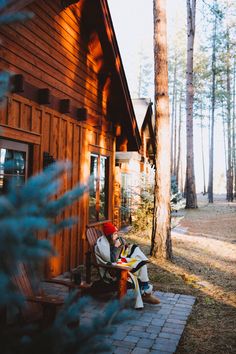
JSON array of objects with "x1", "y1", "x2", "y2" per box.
[{"x1": 126, "y1": 194, "x2": 236, "y2": 354}]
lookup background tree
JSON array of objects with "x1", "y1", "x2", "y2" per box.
[
  {"x1": 185, "y1": 0, "x2": 198, "y2": 208},
  {"x1": 207, "y1": 0, "x2": 219, "y2": 203},
  {"x1": 137, "y1": 50, "x2": 153, "y2": 98},
  {"x1": 151, "y1": 0, "x2": 172, "y2": 260}
]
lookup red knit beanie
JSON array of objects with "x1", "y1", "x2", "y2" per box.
[{"x1": 103, "y1": 222, "x2": 118, "y2": 236}]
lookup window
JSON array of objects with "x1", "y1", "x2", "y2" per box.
[
  {"x1": 0, "y1": 139, "x2": 29, "y2": 195},
  {"x1": 89, "y1": 153, "x2": 109, "y2": 223}
]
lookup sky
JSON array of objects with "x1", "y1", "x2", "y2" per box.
[{"x1": 108, "y1": 0, "x2": 226, "y2": 193}]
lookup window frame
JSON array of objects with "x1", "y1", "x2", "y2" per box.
[
  {"x1": 88, "y1": 151, "x2": 110, "y2": 224},
  {"x1": 0, "y1": 138, "x2": 29, "y2": 194}
]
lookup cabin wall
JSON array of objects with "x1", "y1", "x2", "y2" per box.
[
  {"x1": 0, "y1": 0, "x2": 116, "y2": 276},
  {"x1": 0, "y1": 0, "x2": 107, "y2": 121},
  {"x1": 0, "y1": 94, "x2": 115, "y2": 276}
]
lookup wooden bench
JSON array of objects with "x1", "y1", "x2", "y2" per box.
[
  {"x1": 9, "y1": 263, "x2": 80, "y2": 328},
  {"x1": 85, "y1": 226, "x2": 131, "y2": 299}
]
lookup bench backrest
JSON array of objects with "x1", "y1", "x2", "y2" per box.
[
  {"x1": 12, "y1": 263, "x2": 43, "y2": 323},
  {"x1": 86, "y1": 226, "x2": 103, "y2": 264}
]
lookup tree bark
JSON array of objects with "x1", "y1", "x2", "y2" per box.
[
  {"x1": 200, "y1": 102, "x2": 206, "y2": 195},
  {"x1": 208, "y1": 2, "x2": 217, "y2": 203},
  {"x1": 151, "y1": 0, "x2": 172, "y2": 260},
  {"x1": 176, "y1": 87, "x2": 183, "y2": 186},
  {"x1": 173, "y1": 91, "x2": 178, "y2": 176},
  {"x1": 171, "y1": 57, "x2": 177, "y2": 175},
  {"x1": 185, "y1": 0, "x2": 198, "y2": 208},
  {"x1": 226, "y1": 28, "x2": 233, "y2": 202},
  {"x1": 233, "y1": 57, "x2": 236, "y2": 197}
]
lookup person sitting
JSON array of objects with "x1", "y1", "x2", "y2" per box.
[{"x1": 94, "y1": 222, "x2": 160, "y2": 309}]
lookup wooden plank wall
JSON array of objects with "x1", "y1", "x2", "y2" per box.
[
  {"x1": 0, "y1": 0, "x2": 116, "y2": 275},
  {"x1": 0, "y1": 0, "x2": 107, "y2": 121},
  {"x1": 0, "y1": 94, "x2": 114, "y2": 276}
]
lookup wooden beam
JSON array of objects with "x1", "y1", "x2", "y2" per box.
[
  {"x1": 59, "y1": 99, "x2": 71, "y2": 114},
  {"x1": 76, "y1": 108, "x2": 87, "y2": 121},
  {"x1": 12, "y1": 74, "x2": 25, "y2": 93},
  {"x1": 38, "y1": 88, "x2": 51, "y2": 105}
]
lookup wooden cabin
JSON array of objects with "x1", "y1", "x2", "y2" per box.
[
  {"x1": 115, "y1": 98, "x2": 155, "y2": 227},
  {"x1": 0, "y1": 0, "x2": 141, "y2": 276}
]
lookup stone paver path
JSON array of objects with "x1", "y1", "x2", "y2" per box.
[
  {"x1": 43, "y1": 283, "x2": 195, "y2": 354},
  {"x1": 82, "y1": 291, "x2": 195, "y2": 354}
]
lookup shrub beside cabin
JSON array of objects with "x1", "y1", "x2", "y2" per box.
[{"x1": 0, "y1": 0, "x2": 141, "y2": 276}]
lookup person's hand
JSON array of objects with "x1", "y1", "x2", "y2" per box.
[{"x1": 114, "y1": 238, "x2": 122, "y2": 248}]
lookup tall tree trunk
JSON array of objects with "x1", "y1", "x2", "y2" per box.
[
  {"x1": 208, "y1": 2, "x2": 217, "y2": 203},
  {"x1": 233, "y1": 57, "x2": 236, "y2": 197},
  {"x1": 185, "y1": 0, "x2": 197, "y2": 208},
  {"x1": 151, "y1": 0, "x2": 172, "y2": 260},
  {"x1": 176, "y1": 87, "x2": 183, "y2": 186},
  {"x1": 173, "y1": 91, "x2": 178, "y2": 176},
  {"x1": 222, "y1": 101, "x2": 228, "y2": 175},
  {"x1": 226, "y1": 28, "x2": 233, "y2": 202},
  {"x1": 200, "y1": 102, "x2": 206, "y2": 195},
  {"x1": 171, "y1": 58, "x2": 177, "y2": 175}
]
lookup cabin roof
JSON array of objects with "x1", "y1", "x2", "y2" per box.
[
  {"x1": 98, "y1": 0, "x2": 141, "y2": 151},
  {"x1": 3, "y1": 0, "x2": 141, "y2": 151},
  {"x1": 132, "y1": 98, "x2": 153, "y2": 133}
]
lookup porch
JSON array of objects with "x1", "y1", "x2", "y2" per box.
[{"x1": 42, "y1": 281, "x2": 195, "y2": 354}]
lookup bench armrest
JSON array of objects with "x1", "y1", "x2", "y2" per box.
[
  {"x1": 94, "y1": 263, "x2": 131, "y2": 272},
  {"x1": 26, "y1": 295, "x2": 64, "y2": 306},
  {"x1": 43, "y1": 278, "x2": 79, "y2": 290}
]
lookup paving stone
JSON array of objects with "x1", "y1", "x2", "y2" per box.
[
  {"x1": 147, "y1": 333, "x2": 159, "y2": 340},
  {"x1": 166, "y1": 318, "x2": 186, "y2": 325},
  {"x1": 132, "y1": 325, "x2": 149, "y2": 331},
  {"x1": 174, "y1": 303, "x2": 192, "y2": 308},
  {"x1": 145, "y1": 325, "x2": 162, "y2": 334},
  {"x1": 124, "y1": 335, "x2": 140, "y2": 343},
  {"x1": 152, "y1": 341, "x2": 177, "y2": 352},
  {"x1": 166, "y1": 293, "x2": 175, "y2": 297},
  {"x1": 163, "y1": 322, "x2": 185, "y2": 330},
  {"x1": 129, "y1": 320, "x2": 151, "y2": 327},
  {"x1": 129, "y1": 330, "x2": 147, "y2": 337},
  {"x1": 136, "y1": 338, "x2": 155, "y2": 349},
  {"x1": 131, "y1": 348, "x2": 150, "y2": 354},
  {"x1": 113, "y1": 340, "x2": 136, "y2": 349},
  {"x1": 154, "y1": 337, "x2": 179, "y2": 346},
  {"x1": 151, "y1": 351, "x2": 173, "y2": 354},
  {"x1": 161, "y1": 326, "x2": 184, "y2": 335},
  {"x1": 158, "y1": 332, "x2": 180, "y2": 341},
  {"x1": 150, "y1": 319, "x2": 166, "y2": 327},
  {"x1": 113, "y1": 347, "x2": 131, "y2": 354},
  {"x1": 111, "y1": 332, "x2": 128, "y2": 340}
]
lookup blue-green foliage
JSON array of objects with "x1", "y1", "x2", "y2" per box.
[{"x1": 1, "y1": 293, "x2": 133, "y2": 354}]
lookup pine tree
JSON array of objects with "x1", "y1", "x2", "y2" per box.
[
  {"x1": 151, "y1": 0, "x2": 172, "y2": 260},
  {"x1": 185, "y1": 0, "x2": 198, "y2": 208}
]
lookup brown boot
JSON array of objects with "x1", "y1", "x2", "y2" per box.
[{"x1": 142, "y1": 293, "x2": 161, "y2": 305}]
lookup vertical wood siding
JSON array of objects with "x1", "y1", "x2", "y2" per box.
[{"x1": 1, "y1": 94, "x2": 114, "y2": 276}]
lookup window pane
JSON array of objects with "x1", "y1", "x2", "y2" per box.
[
  {"x1": 99, "y1": 156, "x2": 108, "y2": 221},
  {"x1": 0, "y1": 148, "x2": 26, "y2": 194},
  {"x1": 89, "y1": 154, "x2": 98, "y2": 222}
]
